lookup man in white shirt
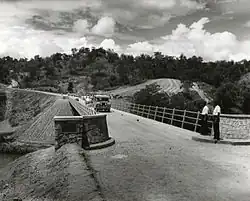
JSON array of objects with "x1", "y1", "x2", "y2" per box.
[
  {"x1": 200, "y1": 102, "x2": 209, "y2": 135},
  {"x1": 213, "y1": 102, "x2": 221, "y2": 140}
]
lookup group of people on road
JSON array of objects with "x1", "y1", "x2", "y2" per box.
[{"x1": 200, "y1": 101, "x2": 221, "y2": 141}]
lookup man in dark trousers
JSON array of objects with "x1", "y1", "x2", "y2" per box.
[
  {"x1": 200, "y1": 101, "x2": 209, "y2": 135},
  {"x1": 213, "y1": 101, "x2": 221, "y2": 140}
]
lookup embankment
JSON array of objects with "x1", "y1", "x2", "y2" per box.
[
  {"x1": 0, "y1": 88, "x2": 60, "y2": 153},
  {"x1": 0, "y1": 144, "x2": 103, "y2": 201},
  {"x1": 0, "y1": 88, "x2": 58, "y2": 132}
]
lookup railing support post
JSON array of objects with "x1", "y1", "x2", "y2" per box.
[
  {"x1": 161, "y1": 107, "x2": 166, "y2": 123},
  {"x1": 154, "y1": 106, "x2": 158, "y2": 120},
  {"x1": 194, "y1": 111, "x2": 200, "y2": 132},
  {"x1": 147, "y1": 106, "x2": 151, "y2": 118},
  {"x1": 181, "y1": 110, "x2": 186, "y2": 128},
  {"x1": 171, "y1": 108, "x2": 175, "y2": 125}
]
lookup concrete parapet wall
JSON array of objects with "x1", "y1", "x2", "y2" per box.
[
  {"x1": 220, "y1": 114, "x2": 250, "y2": 139},
  {"x1": 54, "y1": 114, "x2": 110, "y2": 150},
  {"x1": 54, "y1": 116, "x2": 83, "y2": 150},
  {"x1": 83, "y1": 114, "x2": 110, "y2": 144}
]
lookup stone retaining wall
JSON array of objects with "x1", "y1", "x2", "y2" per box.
[{"x1": 220, "y1": 114, "x2": 250, "y2": 139}]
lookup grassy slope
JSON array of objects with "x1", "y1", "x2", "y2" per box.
[
  {"x1": 6, "y1": 89, "x2": 58, "y2": 127},
  {"x1": 17, "y1": 99, "x2": 75, "y2": 144},
  {"x1": 0, "y1": 89, "x2": 58, "y2": 140},
  {"x1": 108, "y1": 78, "x2": 213, "y2": 101}
]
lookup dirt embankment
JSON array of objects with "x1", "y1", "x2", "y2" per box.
[
  {"x1": 0, "y1": 144, "x2": 103, "y2": 201},
  {"x1": 0, "y1": 89, "x2": 58, "y2": 134},
  {"x1": 6, "y1": 89, "x2": 58, "y2": 128},
  {"x1": 0, "y1": 89, "x2": 60, "y2": 153}
]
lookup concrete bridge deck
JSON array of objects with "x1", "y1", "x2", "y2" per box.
[{"x1": 86, "y1": 109, "x2": 250, "y2": 201}]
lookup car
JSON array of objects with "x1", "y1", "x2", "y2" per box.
[{"x1": 93, "y1": 94, "x2": 111, "y2": 112}]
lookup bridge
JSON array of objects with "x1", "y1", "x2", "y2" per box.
[{"x1": 1, "y1": 88, "x2": 250, "y2": 201}]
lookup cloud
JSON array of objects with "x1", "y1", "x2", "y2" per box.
[
  {"x1": 73, "y1": 19, "x2": 90, "y2": 34},
  {"x1": 243, "y1": 21, "x2": 250, "y2": 28},
  {"x1": 180, "y1": 0, "x2": 205, "y2": 10},
  {"x1": 91, "y1": 16, "x2": 116, "y2": 36},
  {"x1": 125, "y1": 17, "x2": 250, "y2": 61},
  {"x1": 99, "y1": 39, "x2": 121, "y2": 52},
  {"x1": 139, "y1": 0, "x2": 176, "y2": 10},
  {"x1": 1, "y1": 0, "x2": 250, "y2": 62}
]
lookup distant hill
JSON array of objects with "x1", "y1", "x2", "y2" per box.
[{"x1": 108, "y1": 78, "x2": 213, "y2": 102}]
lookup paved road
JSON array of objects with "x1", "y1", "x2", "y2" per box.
[{"x1": 86, "y1": 109, "x2": 250, "y2": 201}]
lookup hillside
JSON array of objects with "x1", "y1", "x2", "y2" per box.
[
  {"x1": 108, "y1": 78, "x2": 213, "y2": 102},
  {"x1": 0, "y1": 89, "x2": 59, "y2": 142},
  {"x1": 17, "y1": 99, "x2": 75, "y2": 144},
  {"x1": 0, "y1": 47, "x2": 250, "y2": 114},
  {"x1": 0, "y1": 144, "x2": 102, "y2": 201}
]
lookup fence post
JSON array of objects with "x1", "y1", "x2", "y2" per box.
[
  {"x1": 170, "y1": 108, "x2": 175, "y2": 125},
  {"x1": 136, "y1": 104, "x2": 139, "y2": 115},
  {"x1": 181, "y1": 110, "x2": 186, "y2": 128},
  {"x1": 194, "y1": 111, "x2": 200, "y2": 132},
  {"x1": 147, "y1": 106, "x2": 151, "y2": 119},
  {"x1": 142, "y1": 105, "x2": 145, "y2": 117},
  {"x1": 154, "y1": 106, "x2": 158, "y2": 120},
  {"x1": 132, "y1": 103, "x2": 135, "y2": 114},
  {"x1": 161, "y1": 107, "x2": 166, "y2": 122}
]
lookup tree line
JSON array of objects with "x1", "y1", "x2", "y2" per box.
[{"x1": 0, "y1": 47, "x2": 250, "y2": 114}]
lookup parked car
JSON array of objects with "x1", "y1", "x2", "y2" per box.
[{"x1": 93, "y1": 95, "x2": 111, "y2": 112}]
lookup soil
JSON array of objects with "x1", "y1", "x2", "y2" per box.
[{"x1": 0, "y1": 144, "x2": 103, "y2": 201}]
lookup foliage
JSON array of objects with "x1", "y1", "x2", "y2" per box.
[
  {"x1": 67, "y1": 82, "x2": 74, "y2": 93},
  {"x1": 133, "y1": 83, "x2": 206, "y2": 111},
  {"x1": 214, "y1": 82, "x2": 241, "y2": 114},
  {"x1": 0, "y1": 47, "x2": 250, "y2": 113},
  {"x1": 133, "y1": 83, "x2": 170, "y2": 107}
]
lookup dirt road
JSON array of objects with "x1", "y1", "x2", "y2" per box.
[{"x1": 87, "y1": 109, "x2": 250, "y2": 201}]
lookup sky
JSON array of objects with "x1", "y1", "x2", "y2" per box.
[{"x1": 1, "y1": 0, "x2": 250, "y2": 61}]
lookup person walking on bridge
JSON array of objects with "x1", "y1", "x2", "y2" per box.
[
  {"x1": 200, "y1": 102, "x2": 209, "y2": 135},
  {"x1": 213, "y1": 102, "x2": 221, "y2": 141}
]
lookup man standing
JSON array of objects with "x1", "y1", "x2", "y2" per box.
[
  {"x1": 200, "y1": 102, "x2": 209, "y2": 135},
  {"x1": 213, "y1": 102, "x2": 221, "y2": 140}
]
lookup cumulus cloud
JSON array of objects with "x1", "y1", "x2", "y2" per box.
[
  {"x1": 91, "y1": 16, "x2": 116, "y2": 36},
  {"x1": 125, "y1": 17, "x2": 250, "y2": 61},
  {"x1": 180, "y1": 0, "x2": 205, "y2": 9},
  {"x1": 243, "y1": 21, "x2": 250, "y2": 27},
  {"x1": 1, "y1": 0, "x2": 250, "y2": 62},
  {"x1": 99, "y1": 39, "x2": 121, "y2": 52},
  {"x1": 139, "y1": 0, "x2": 176, "y2": 10},
  {"x1": 73, "y1": 19, "x2": 90, "y2": 34}
]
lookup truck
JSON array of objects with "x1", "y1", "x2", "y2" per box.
[{"x1": 93, "y1": 94, "x2": 111, "y2": 112}]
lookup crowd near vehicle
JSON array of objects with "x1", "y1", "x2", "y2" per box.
[
  {"x1": 84, "y1": 95, "x2": 93, "y2": 104},
  {"x1": 93, "y1": 94, "x2": 111, "y2": 112}
]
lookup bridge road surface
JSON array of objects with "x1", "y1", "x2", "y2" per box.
[{"x1": 86, "y1": 109, "x2": 250, "y2": 201}]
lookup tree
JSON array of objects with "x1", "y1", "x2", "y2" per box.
[
  {"x1": 133, "y1": 83, "x2": 170, "y2": 107},
  {"x1": 214, "y1": 82, "x2": 241, "y2": 114},
  {"x1": 67, "y1": 82, "x2": 74, "y2": 93}
]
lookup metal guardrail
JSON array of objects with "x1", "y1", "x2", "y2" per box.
[{"x1": 111, "y1": 100, "x2": 213, "y2": 134}]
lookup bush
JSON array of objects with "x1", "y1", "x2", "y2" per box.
[{"x1": 133, "y1": 83, "x2": 170, "y2": 107}]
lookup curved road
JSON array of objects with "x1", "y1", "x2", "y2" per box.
[{"x1": 87, "y1": 109, "x2": 250, "y2": 201}]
